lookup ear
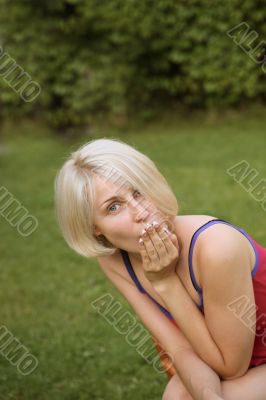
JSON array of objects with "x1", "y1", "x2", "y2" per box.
[{"x1": 93, "y1": 224, "x2": 101, "y2": 237}]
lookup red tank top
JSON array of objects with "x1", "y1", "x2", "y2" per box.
[{"x1": 247, "y1": 237, "x2": 266, "y2": 366}]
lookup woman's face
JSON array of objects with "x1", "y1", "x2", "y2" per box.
[{"x1": 93, "y1": 174, "x2": 169, "y2": 254}]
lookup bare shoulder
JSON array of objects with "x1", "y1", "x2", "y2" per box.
[
  {"x1": 175, "y1": 215, "x2": 255, "y2": 281},
  {"x1": 96, "y1": 251, "x2": 120, "y2": 271},
  {"x1": 96, "y1": 250, "x2": 133, "y2": 285},
  {"x1": 196, "y1": 219, "x2": 251, "y2": 251},
  {"x1": 179, "y1": 215, "x2": 253, "y2": 250},
  {"x1": 184, "y1": 216, "x2": 255, "y2": 273}
]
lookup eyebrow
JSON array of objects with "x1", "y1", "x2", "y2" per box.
[
  {"x1": 100, "y1": 196, "x2": 120, "y2": 209},
  {"x1": 99, "y1": 187, "x2": 136, "y2": 210}
]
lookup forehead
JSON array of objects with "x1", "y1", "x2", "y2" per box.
[{"x1": 93, "y1": 174, "x2": 132, "y2": 200}]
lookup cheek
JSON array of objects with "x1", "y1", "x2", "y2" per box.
[{"x1": 112, "y1": 218, "x2": 131, "y2": 236}]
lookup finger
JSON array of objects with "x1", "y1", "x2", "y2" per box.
[
  {"x1": 138, "y1": 238, "x2": 151, "y2": 265},
  {"x1": 153, "y1": 220, "x2": 178, "y2": 244},
  {"x1": 143, "y1": 235, "x2": 160, "y2": 261},
  {"x1": 140, "y1": 227, "x2": 160, "y2": 261},
  {"x1": 166, "y1": 232, "x2": 179, "y2": 256},
  {"x1": 161, "y1": 223, "x2": 179, "y2": 246},
  {"x1": 145, "y1": 223, "x2": 168, "y2": 259},
  {"x1": 169, "y1": 231, "x2": 179, "y2": 249},
  {"x1": 154, "y1": 222, "x2": 179, "y2": 255}
]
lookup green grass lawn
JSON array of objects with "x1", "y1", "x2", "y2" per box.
[{"x1": 0, "y1": 109, "x2": 266, "y2": 399}]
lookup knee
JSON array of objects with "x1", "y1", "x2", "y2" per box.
[
  {"x1": 162, "y1": 390, "x2": 192, "y2": 400},
  {"x1": 162, "y1": 374, "x2": 193, "y2": 400}
]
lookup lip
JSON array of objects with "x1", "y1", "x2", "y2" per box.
[{"x1": 140, "y1": 218, "x2": 169, "y2": 234}]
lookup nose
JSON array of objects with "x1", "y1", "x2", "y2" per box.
[
  {"x1": 134, "y1": 207, "x2": 150, "y2": 223},
  {"x1": 127, "y1": 196, "x2": 151, "y2": 223}
]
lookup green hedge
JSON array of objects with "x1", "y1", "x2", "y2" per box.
[{"x1": 0, "y1": 0, "x2": 265, "y2": 128}]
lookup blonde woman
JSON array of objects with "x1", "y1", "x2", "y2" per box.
[{"x1": 54, "y1": 138, "x2": 266, "y2": 400}]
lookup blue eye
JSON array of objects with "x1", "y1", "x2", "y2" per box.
[
  {"x1": 107, "y1": 190, "x2": 141, "y2": 214},
  {"x1": 108, "y1": 203, "x2": 120, "y2": 213}
]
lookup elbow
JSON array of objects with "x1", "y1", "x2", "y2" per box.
[
  {"x1": 219, "y1": 363, "x2": 249, "y2": 381},
  {"x1": 218, "y1": 350, "x2": 252, "y2": 381}
]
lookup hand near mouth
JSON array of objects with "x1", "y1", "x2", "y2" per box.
[{"x1": 138, "y1": 221, "x2": 180, "y2": 284}]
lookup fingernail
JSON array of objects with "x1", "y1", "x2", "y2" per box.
[
  {"x1": 147, "y1": 224, "x2": 153, "y2": 232},
  {"x1": 139, "y1": 238, "x2": 144, "y2": 245}
]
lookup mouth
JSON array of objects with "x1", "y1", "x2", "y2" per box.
[{"x1": 140, "y1": 218, "x2": 170, "y2": 235}]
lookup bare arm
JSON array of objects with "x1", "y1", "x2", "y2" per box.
[
  {"x1": 96, "y1": 256, "x2": 223, "y2": 399},
  {"x1": 152, "y1": 233, "x2": 255, "y2": 379}
]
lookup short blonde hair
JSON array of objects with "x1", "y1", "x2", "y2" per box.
[{"x1": 54, "y1": 138, "x2": 179, "y2": 258}]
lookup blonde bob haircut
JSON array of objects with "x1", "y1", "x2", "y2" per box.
[{"x1": 54, "y1": 138, "x2": 179, "y2": 259}]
